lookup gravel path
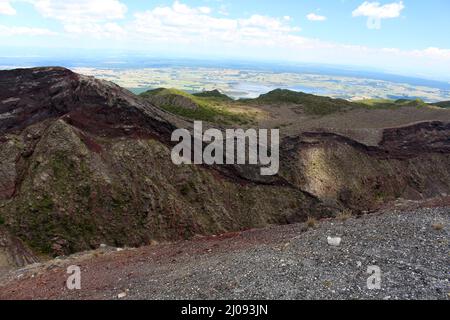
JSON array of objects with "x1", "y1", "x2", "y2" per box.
[{"x1": 0, "y1": 207, "x2": 448, "y2": 300}]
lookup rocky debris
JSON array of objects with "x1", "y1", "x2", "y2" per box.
[
  {"x1": 51, "y1": 238, "x2": 69, "y2": 257},
  {"x1": 380, "y1": 121, "x2": 450, "y2": 156},
  {"x1": 0, "y1": 206, "x2": 448, "y2": 300},
  {"x1": 0, "y1": 227, "x2": 39, "y2": 271}
]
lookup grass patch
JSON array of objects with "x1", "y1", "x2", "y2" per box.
[
  {"x1": 357, "y1": 98, "x2": 427, "y2": 109},
  {"x1": 432, "y1": 223, "x2": 444, "y2": 231},
  {"x1": 142, "y1": 87, "x2": 437, "y2": 120},
  {"x1": 430, "y1": 101, "x2": 450, "y2": 109},
  {"x1": 141, "y1": 88, "x2": 253, "y2": 125},
  {"x1": 29, "y1": 194, "x2": 54, "y2": 215},
  {"x1": 246, "y1": 89, "x2": 430, "y2": 116},
  {"x1": 337, "y1": 209, "x2": 353, "y2": 221},
  {"x1": 306, "y1": 217, "x2": 317, "y2": 229},
  {"x1": 160, "y1": 103, "x2": 252, "y2": 125},
  {"x1": 193, "y1": 89, "x2": 233, "y2": 102},
  {"x1": 141, "y1": 88, "x2": 194, "y2": 99},
  {"x1": 246, "y1": 89, "x2": 355, "y2": 116}
]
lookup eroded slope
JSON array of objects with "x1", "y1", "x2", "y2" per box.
[{"x1": 1, "y1": 67, "x2": 449, "y2": 260}]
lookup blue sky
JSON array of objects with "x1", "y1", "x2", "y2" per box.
[{"x1": 1, "y1": 0, "x2": 450, "y2": 80}]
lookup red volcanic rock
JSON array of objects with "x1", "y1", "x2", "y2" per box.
[{"x1": 0, "y1": 67, "x2": 179, "y2": 139}]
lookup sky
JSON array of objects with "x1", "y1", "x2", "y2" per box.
[{"x1": 1, "y1": 0, "x2": 450, "y2": 81}]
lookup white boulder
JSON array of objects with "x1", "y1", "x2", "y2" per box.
[{"x1": 327, "y1": 236, "x2": 342, "y2": 246}]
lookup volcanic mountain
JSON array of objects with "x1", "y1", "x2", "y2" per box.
[{"x1": 1, "y1": 67, "x2": 449, "y2": 264}]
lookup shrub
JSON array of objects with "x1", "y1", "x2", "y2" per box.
[
  {"x1": 432, "y1": 223, "x2": 444, "y2": 231},
  {"x1": 306, "y1": 217, "x2": 317, "y2": 229},
  {"x1": 337, "y1": 209, "x2": 353, "y2": 221}
]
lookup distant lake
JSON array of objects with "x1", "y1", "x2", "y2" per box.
[
  {"x1": 230, "y1": 83, "x2": 329, "y2": 99},
  {"x1": 289, "y1": 85, "x2": 328, "y2": 95},
  {"x1": 231, "y1": 83, "x2": 276, "y2": 98}
]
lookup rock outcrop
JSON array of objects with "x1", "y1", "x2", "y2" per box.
[
  {"x1": 0, "y1": 227, "x2": 38, "y2": 270},
  {"x1": 280, "y1": 125, "x2": 450, "y2": 211}
]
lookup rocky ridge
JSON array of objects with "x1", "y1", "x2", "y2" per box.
[{"x1": 0, "y1": 67, "x2": 449, "y2": 262}]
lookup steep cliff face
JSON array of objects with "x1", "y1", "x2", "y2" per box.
[
  {"x1": 0, "y1": 67, "x2": 187, "y2": 139},
  {"x1": 0, "y1": 67, "x2": 449, "y2": 258},
  {"x1": 1, "y1": 118, "x2": 324, "y2": 255},
  {"x1": 280, "y1": 123, "x2": 450, "y2": 211}
]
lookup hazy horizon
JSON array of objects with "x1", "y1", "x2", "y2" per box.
[{"x1": 1, "y1": 0, "x2": 450, "y2": 81}]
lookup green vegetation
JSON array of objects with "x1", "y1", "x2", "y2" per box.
[
  {"x1": 142, "y1": 88, "x2": 441, "y2": 120},
  {"x1": 430, "y1": 101, "x2": 450, "y2": 108},
  {"x1": 140, "y1": 88, "x2": 253, "y2": 125},
  {"x1": 358, "y1": 98, "x2": 427, "y2": 109},
  {"x1": 179, "y1": 181, "x2": 196, "y2": 196},
  {"x1": 306, "y1": 217, "x2": 317, "y2": 229},
  {"x1": 140, "y1": 88, "x2": 194, "y2": 99},
  {"x1": 159, "y1": 104, "x2": 252, "y2": 125},
  {"x1": 78, "y1": 184, "x2": 92, "y2": 198},
  {"x1": 193, "y1": 89, "x2": 234, "y2": 102},
  {"x1": 0, "y1": 215, "x2": 5, "y2": 225},
  {"x1": 245, "y1": 89, "x2": 355, "y2": 116},
  {"x1": 250, "y1": 89, "x2": 430, "y2": 115},
  {"x1": 336, "y1": 209, "x2": 353, "y2": 221},
  {"x1": 29, "y1": 194, "x2": 54, "y2": 215},
  {"x1": 51, "y1": 152, "x2": 76, "y2": 179}
]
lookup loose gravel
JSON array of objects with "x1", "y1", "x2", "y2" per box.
[{"x1": 0, "y1": 207, "x2": 448, "y2": 300}]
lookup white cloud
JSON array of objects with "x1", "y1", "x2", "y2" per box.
[
  {"x1": 63, "y1": 22, "x2": 125, "y2": 38},
  {"x1": 131, "y1": 1, "x2": 300, "y2": 46},
  {"x1": 307, "y1": 13, "x2": 327, "y2": 21},
  {"x1": 25, "y1": 0, "x2": 128, "y2": 37},
  {"x1": 380, "y1": 46, "x2": 450, "y2": 60},
  {"x1": 30, "y1": 0, "x2": 127, "y2": 22},
  {"x1": 0, "y1": 25, "x2": 56, "y2": 36},
  {"x1": 353, "y1": 1, "x2": 404, "y2": 19},
  {"x1": 218, "y1": 4, "x2": 229, "y2": 16},
  {"x1": 353, "y1": 1, "x2": 404, "y2": 29},
  {"x1": 198, "y1": 6, "x2": 211, "y2": 14},
  {"x1": 2, "y1": 0, "x2": 449, "y2": 79},
  {"x1": 125, "y1": 1, "x2": 450, "y2": 79},
  {"x1": 0, "y1": 0, "x2": 16, "y2": 15},
  {"x1": 403, "y1": 47, "x2": 450, "y2": 60}
]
